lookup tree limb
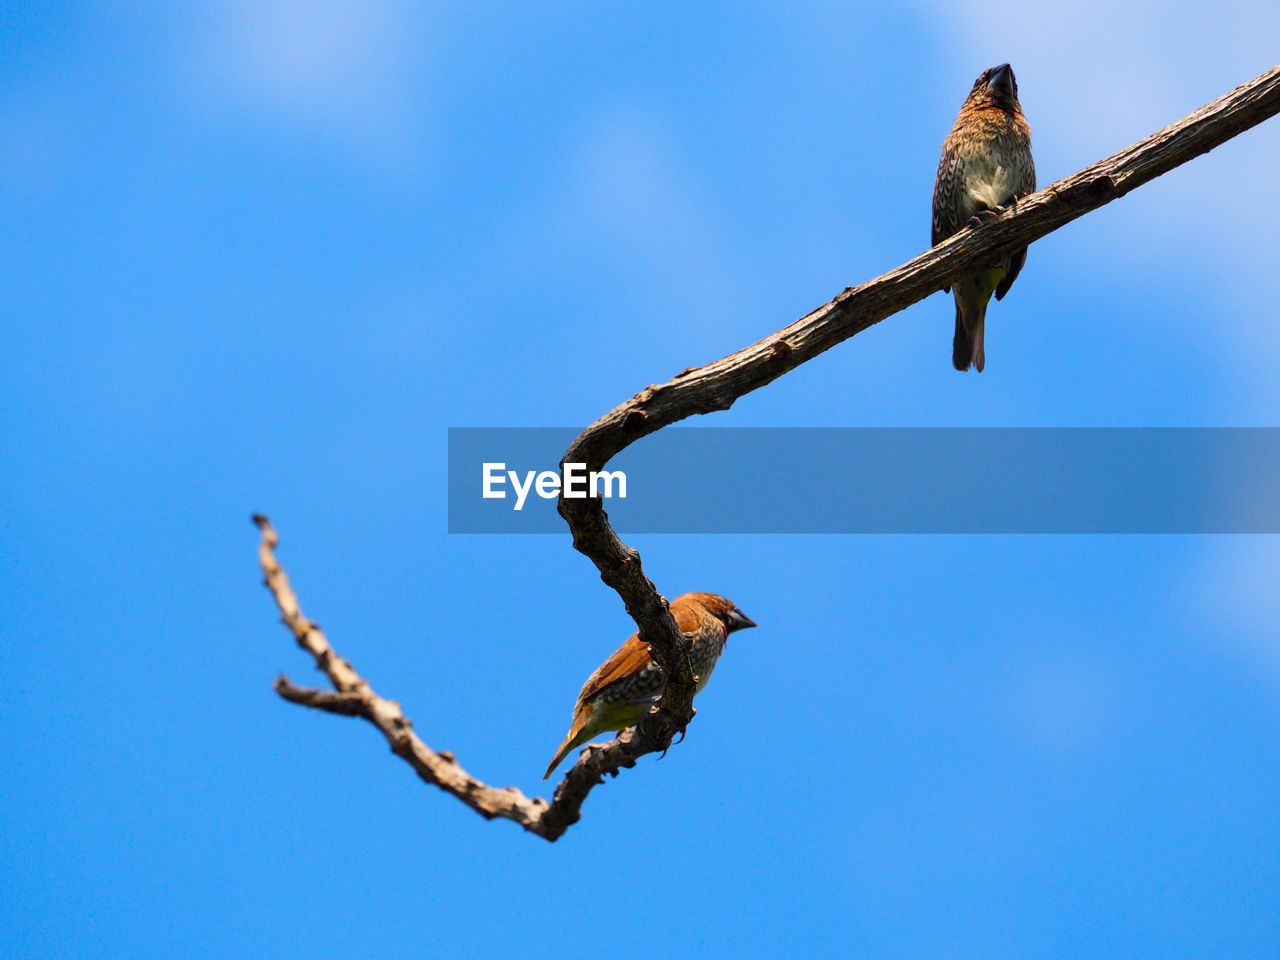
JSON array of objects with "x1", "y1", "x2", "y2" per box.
[
  {"x1": 261, "y1": 64, "x2": 1280, "y2": 839},
  {"x1": 557, "y1": 61, "x2": 1280, "y2": 759},
  {"x1": 255, "y1": 514, "x2": 653, "y2": 841}
]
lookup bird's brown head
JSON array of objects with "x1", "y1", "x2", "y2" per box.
[
  {"x1": 673, "y1": 592, "x2": 757, "y2": 634},
  {"x1": 965, "y1": 63, "x2": 1020, "y2": 113}
]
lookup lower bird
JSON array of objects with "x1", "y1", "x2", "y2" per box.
[
  {"x1": 543, "y1": 592, "x2": 756, "y2": 780},
  {"x1": 932, "y1": 63, "x2": 1036, "y2": 372}
]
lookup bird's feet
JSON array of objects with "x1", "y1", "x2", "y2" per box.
[{"x1": 968, "y1": 209, "x2": 1000, "y2": 227}]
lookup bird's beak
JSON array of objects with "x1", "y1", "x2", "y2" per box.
[
  {"x1": 987, "y1": 63, "x2": 1014, "y2": 99},
  {"x1": 727, "y1": 607, "x2": 757, "y2": 631}
]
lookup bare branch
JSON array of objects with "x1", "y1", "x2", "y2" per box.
[
  {"x1": 273, "y1": 677, "x2": 369, "y2": 716},
  {"x1": 255, "y1": 514, "x2": 641, "y2": 841},
  {"x1": 261, "y1": 65, "x2": 1280, "y2": 839},
  {"x1": 557, "y1": 62, "x2": 1280, "y2": 757}
]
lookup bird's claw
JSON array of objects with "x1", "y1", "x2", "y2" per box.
[
  {"x1": 655, "y1": 724, "x2": 688, "y2": 759},
  {"x1": 968, "y1": 209, "x2": 1000, "y2": 226}
]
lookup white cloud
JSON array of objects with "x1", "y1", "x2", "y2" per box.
[
  {"x1": 1006, "y1": 650, "x2": 1113, "y2": 751},
  {"x1": 931, "y1": 0, "x2": 1280, "y2": 685},
  {"x1": 189, "y1": 0, "x2": 435, "y2": 158},
  {"x1": 930, "y1": 1, "x2": 1280, "y2": 155},
  {"x1": 559, "y1": 109, "x2": 744, "y2": 318},
  {"x1": 930, "y1": 0, "x2": 1280, "y2": 405},
  {"x1": 1197, "y1": 537, "x2": 1280, "y2": 683},
  {"x1": 575, "y1": 116, "x2": 705, "y2": 242},
  {"x1": 0, "y1": 98, "x2": 73, "y2": 202}
]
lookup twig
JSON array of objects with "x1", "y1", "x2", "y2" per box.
[{"x1": 255, "y1": 514, "x2": 641, "y2": 841}]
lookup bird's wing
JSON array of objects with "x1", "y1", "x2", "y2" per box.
[
  {"x1": 932, "y1": 149, "x2": 965, "y2": 248},
  {"x1": 574, "y1": 600, "x2": 706, "y2": 704},
  {"x1": 995, "y1": 152, "x2": 1037, "y2": 301},
  {"x1": 575, "y1": 633, "x2": 652, "y2": 705},
  {"x1": 1018, "y1": 150, "x2": 1038, "y2": 200},
  {"x1": 932, "y1": 148, "x2": 966, "y2": 294},
  {"x1": 995, "y1": 247, "x2": 1026, "y2": 301}
]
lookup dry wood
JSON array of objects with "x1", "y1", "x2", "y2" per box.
[
  {"x1": 559, "y1": 62, "x2": 1280, "y2": 772},
  {"x1": 261, "y1": 65, "x2": 1280, "y2": 840},
  {"x1": 256, "y1": 514, "x2": 648, "y2": 840}
]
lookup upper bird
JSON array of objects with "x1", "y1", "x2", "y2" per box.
[
  {"x1": 932, "y1": 63, "x2": 1036, "y2": 372},
  {"x1": 543, "y1": 592, "x2": 756, "y2": 780}
]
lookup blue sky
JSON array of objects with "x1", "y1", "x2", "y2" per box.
[{"x1": 4, "y1": 2, "x2": 1280, "y2": 957}]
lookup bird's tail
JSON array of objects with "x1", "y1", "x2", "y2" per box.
[
  {"x1": 543, "y1": 736, "x2": 576, "y2": 780},
  {"x1": 543, "y1": 714, "x2": 591, "y2": 780},
  {"x1": 952, "y1": 300, "x2": 987, "y2": 372}
]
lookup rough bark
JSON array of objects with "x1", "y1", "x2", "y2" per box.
[
  {"x1": 256, "y1": 514, "x2": 648, "y2": 840},
  {"x1": 261, "y1": 64, "x2": 1280, "y2": 840},
  {"x1": 557, "y1": 62, "x2": 1280, "y2": 777}
]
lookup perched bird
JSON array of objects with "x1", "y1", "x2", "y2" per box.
[
  {"x1": 932, "y1": 63, "x2": 1036, "y2": 372},
  {"x1": 543, "y1": 592, "x2": 756, "y2": 780}
]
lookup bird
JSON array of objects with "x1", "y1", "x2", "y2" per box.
[
  {"x1": 932, "y1": 63, "x2": 1036, "y2": 372},
  {"x1": 543, "y1": 592, "x2": 756, "y2": 780}
]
